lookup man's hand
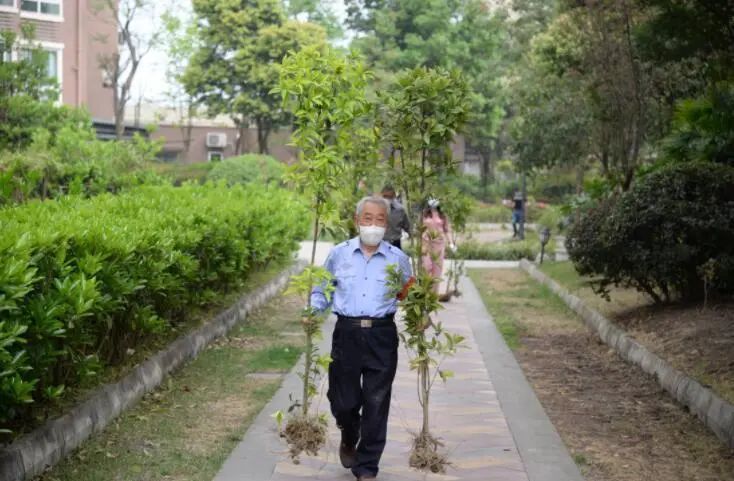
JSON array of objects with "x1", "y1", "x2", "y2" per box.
[{"x1": 397, "y1": 276, "x2": 416, "y2": 300}]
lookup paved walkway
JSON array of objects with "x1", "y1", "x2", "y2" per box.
[
  {"x1": 267, "y1": 294, "x2": 528, "y2": 481},
  {"x1": 213, "y1": 244, "x2": 584, "y2": 481}
]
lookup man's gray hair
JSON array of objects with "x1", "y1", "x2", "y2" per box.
[{"x1": 356, "y1": 196, "x2": 391, "y2": 216}]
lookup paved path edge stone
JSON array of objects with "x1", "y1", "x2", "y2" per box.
[
  {"x1": 520, "y1": 259, "x2": 734, "y2": 450},
  {"x1": 460, "y1": 275, "x2": 585, "y2": 481},
  {"x1": 0, "y1": 260, "x2": 308, "y2": 481}
]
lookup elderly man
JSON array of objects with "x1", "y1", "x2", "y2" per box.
[{"x1": 311, "y1": 195, "x2": 412, "y2": 481}]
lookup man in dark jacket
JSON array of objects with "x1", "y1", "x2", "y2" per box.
[{"x1": 380, "y1": 185, "x2": 411, "y2": 250}]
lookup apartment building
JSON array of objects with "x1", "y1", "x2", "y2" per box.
[{"x1": 0, "y1": 0, "x2": 117, "y2": 121}]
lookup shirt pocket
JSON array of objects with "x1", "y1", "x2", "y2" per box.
[
  {"x1": 334, "y1": 268, "x2": 356, "y2": 295},
  {"x1": 373, "y1": 278, "x2": 392, "y2": 303}
]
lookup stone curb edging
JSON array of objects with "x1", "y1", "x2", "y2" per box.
[
  {"x1": 0, "y1": 260, "x2": 307, "y2": 481},
  {"x1": 519, "y1": 259, "x2": 734, "y2": 450}
]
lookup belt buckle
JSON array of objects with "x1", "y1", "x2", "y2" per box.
[{"x1": 360, "y1": 319, "x2": 373, "y2": 328}]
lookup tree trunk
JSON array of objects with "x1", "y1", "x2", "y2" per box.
[
  {"x1": 257, "y1": 118, "x2": 270, "y2": 154},
  {"x1": 302, "y1": 214, "x2": 321, "y2": 416},
  {"x1": 182, "y1": 101, "x2": 195, "y2": 157},
  {"x1": 420, "y1": 361, "x2": 430, "y2": 436},
  {"x1": 113, "y1": 85, "x2": 124, "y2": 140},
  {"x1": 575, "y1": 162, "x2": 585, "y2": 194},
  {"x1": 235, "y1": 122, "x2": 246, "y2": 155},
  {"x1": 302, "y1": 331, "x2": 312, "y2": 416}
]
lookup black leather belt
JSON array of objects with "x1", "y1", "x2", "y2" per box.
[{"x1": 336, "y1": 313, "x2": 395, "y2": 328}]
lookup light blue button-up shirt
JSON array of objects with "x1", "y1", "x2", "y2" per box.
[{"x1": 310, "y1": 237, "x2": 412, "y2": 317}]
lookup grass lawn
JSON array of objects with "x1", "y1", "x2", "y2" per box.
[
  {"x1": 468, "y1": 268, "x2": 734, "y2": 481},
  {"x1": 539, "y1": 261, "x2": 649, "y2": 317},
  {"x1": 538, "y1": 261, "x2": 734, "y2": 405},
  {"x1": 39, "y1": 292, "x2": 306, "y2": 481}
]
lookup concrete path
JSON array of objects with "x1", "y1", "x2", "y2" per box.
[
  {"x1": 212, "y1": 266, "x2": 583, "y2": 481},
  {"x1": 298, "y1": 241, "x2": 334, "y2": 265},
  {"x1": 554, "y1": 236, "x2": 569, "y2": 262}
]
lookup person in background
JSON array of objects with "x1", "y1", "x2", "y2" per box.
[
  {"x1": 510, "y1": 189, "x2": 526, "y2": 239},
  {"x1": 421, "y1": 198, "x2": 455, "y2": 291},
  {"x1": 380, "y1": 185, "x2": 411, "y2": 251},
  {"x1": 311, "y1": 196, "x2": 412, "y2": 481}
]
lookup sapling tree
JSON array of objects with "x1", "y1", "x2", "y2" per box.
[
  {"x1": 435, "y1": 186, "x2": 472, "y2": 301},
  {"x1": 273, "y1": 46, "x2": 372, "y2": 461},
  {"x1": 378, "y1": 67, "x2": 471, "y2": 472}
]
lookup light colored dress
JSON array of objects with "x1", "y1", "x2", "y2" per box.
[{"x1": 421, "y1": 210, "x2": 451, "y2": 282}]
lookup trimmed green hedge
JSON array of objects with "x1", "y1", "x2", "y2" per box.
[
  {"x1": 467, "y1": 201, "x2": 543, "y2": 223},
  {"x1": 152, "y1": 161, "x2": 214, "y2": 185},
  {"x1": 207, "y1": 154, "x2": 285, "y2": 186},
  {"x1": 451, "y1": 240, "x2": 537, "y2": 261},
  {"x1": 0, "y1": 123, "x2": 162, "y2": 206},
  {"x1": 0, "y1": 184, "x2": 308, "y2": 434}
]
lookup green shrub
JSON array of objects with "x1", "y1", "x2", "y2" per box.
[
  {"x1": 530, "y1": 170, "x2": 578, "y2": 203},
  {"x1": 0, "y1": 121, "x2": 163, "y2": 205},
  {"x1": 207, "y1": 154, "x2": 285, "y2": 186},
  {"x1": 0, "y1": 27, "x2": 75, "y2": 152},
  {"x1": 451, "y1": 240, "x2": 537, "y2": 260},
  {"x1": 153, "y1": 161, "x2": 214, "y2": 185},
  {"x1": 663, "y1": 82, "x2": 734, "y2": 166},
  {"x1": 467, "y1": 202, "x2": 510, "y2": 223},
  {"x1": 566, "y1": 162, "x2": 734, "y2": 302},
  {"x1": 447, "y1": 174, "x2": 494, "y2": 202},
  {"x1": 536, "y1": 204, "x2": 565, "y2": 233},
  {"x1": 467, "y1": 201, "x2": 542, "y2": 223},
  {"x1": 0, "y1": 184, "x2": 308, "y2": 434}
]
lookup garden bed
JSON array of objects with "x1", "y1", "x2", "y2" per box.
[
  {"x1": 540, "y1": 262, "x2": 734, "y2": 405},
  {"x1": 0, "y1": 184, "x2": 308, "y2": 439},
  {"x1": 469, "y1": 268, "x2": 734, "y2": 481},
  {"x1": 0, "y1": 261, "x2": 304, "y2": 481},
  {"x1": 36, "y1": 293, "x2": 306, "y2": 481},
  {"x1": 451, "y1": 226, "x2": 555, "y2": 261}
]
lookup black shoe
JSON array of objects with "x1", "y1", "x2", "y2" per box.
[{"x1": 339, "y1": 440, "x2": 357, "y2": 468}]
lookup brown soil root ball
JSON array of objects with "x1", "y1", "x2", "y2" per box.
[
  {"x1": 281, "y1": 414, "x2": 327, "y2": 463},
  {"x1": 409, "y1": 432, "x2": 450, "y2": 473}
]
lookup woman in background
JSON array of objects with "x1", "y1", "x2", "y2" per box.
[{"x1": 421, "y1": 198, "x2": 455, "y2": 291}]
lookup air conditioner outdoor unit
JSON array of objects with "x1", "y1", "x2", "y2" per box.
[{"x1": 206, "y1": 132, "x2": 227, "y2": 148}]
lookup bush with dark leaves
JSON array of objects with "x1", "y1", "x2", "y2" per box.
[{"x1": 566, "y1": 162, "x2": 734, "y2": 303}]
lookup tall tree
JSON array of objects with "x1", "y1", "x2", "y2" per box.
[
  {"x1": 161, "y1": 10, "x2": 200, "y2": 159},
  {"x1": 184, "y1": 0, "x2": 326, "y2": 154},
  {"x1": 636, "y1": 0, "x2": 734, "y2": 82},
  {"x1": 377, "y1": 67, "x2": 471, "y2": 472},
  {"x1": 347, "y1": 0, "x2": 507, "y2": 188},
  {"x1": 285, "y1": 0, "x2": 344, "y2": 41},
  {"x1": 275, "y1": 45, "x2": 373, "y2": 461},
  {"x1": 95, "y1": 0, "x2": 164, "y2": 140}
]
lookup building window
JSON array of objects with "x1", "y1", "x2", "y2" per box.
[
  {"x1": 157, "y1": 150, "x2": 180, "y2": 163},
  {"x1": 0, "y1": 0, "x2": 16, "y2": 9},
  {"x1": 208, "y1": 151, "x2": 223, "y2": 162},
  {"x1": 20, "y1": 0, "x2": 60, "y2": 16},
  {"x1": 19, "y1": 44, "x2": 62, "y2": 100}
]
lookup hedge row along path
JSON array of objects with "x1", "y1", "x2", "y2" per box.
[{"x1": 214, "y1": 244, "x2": 583, "y2": 481}]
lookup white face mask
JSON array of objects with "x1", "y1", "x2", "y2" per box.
[{"x1": 359, "y1": 224, "x2": 386, "y2": 246}]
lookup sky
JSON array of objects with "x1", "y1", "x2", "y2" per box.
[{"x1": 131, "y1": 0, "x2": 349, "y2": 106}]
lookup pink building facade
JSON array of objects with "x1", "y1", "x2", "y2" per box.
[{"x1": 0, "y1": 0, "x2": 117, "y2": 121}]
